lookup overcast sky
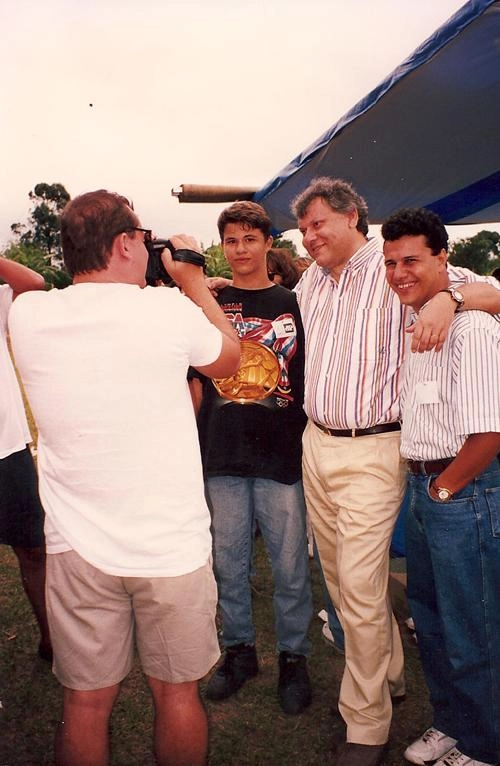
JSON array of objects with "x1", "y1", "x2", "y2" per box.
[{"x1": 1, "y1": 0, "x2": 493, "y2": 253}]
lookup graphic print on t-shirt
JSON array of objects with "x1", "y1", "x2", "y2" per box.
[{"x1": 213, "y1": 308, "x2": 298, "y2": 406}]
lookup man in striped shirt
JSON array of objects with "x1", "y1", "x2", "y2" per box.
[
  {"x1": 291, "y1": 177, "x2": 500, "y2": 766},
  {"x1": 383, "y1": 207, "x2": 500, "y2": 766}
]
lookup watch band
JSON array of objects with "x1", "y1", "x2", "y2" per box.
[
  {"x1": 432, "y1": 480, "x2": 453, "y2": 502},
  {"x1": 438, "y1": 287, "x2": 464, "y2": 311}
]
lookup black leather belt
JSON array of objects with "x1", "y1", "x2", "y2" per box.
[
  {"x1": 313, "y1": 421, "x2": 401, "y2": 438},
  {"x1": 408, "y1": 458, "x2": 454, "y2": 475}
]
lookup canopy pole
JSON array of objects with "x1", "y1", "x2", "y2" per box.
[{"x1": 171, "y1": 184, "x2": 258, "y2": 203}]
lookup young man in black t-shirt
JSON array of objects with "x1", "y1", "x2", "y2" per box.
[{"x1": 198, "y1": 201, "x2": 313, "y2": 715}]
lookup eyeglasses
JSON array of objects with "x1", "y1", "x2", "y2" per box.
[
  {"x1": 126, "y1": 226, "x2": 152, "y2": 244},
  {"x1": 118, "y1": 226, "x2": 152, "y2": 245}
]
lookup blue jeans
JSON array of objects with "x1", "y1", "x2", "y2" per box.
[
  {"x1": 406, "y1": 459, "x2": 500, "y2": 763},
  {"x1": 205, "y1": 476, "x2": 313, "y2": 655}
]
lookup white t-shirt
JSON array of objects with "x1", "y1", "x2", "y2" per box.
[
  {"x1": 9, "y1": 282, "x2": 222, "y2": 577},
  {"x1": 0, "y1": 285, "x2": 32, "y2": 459}
]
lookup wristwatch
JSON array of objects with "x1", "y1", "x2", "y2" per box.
[
  {"x1": 432, "y1": 481, "x2": 453, "y2": 502},
  {"x1": 439, "y1": 286, "x2": 465, "y2": 311}
]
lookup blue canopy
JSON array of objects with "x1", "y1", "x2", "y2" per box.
[{"x1": 254, "y1": 0, "x2": 500, "y2": 232}]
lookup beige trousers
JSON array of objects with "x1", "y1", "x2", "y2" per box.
[{"x1": 302, "y1": 420, "x2": 406, "y2": 745}]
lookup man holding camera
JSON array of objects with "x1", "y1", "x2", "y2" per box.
[{"x1": 9, "y1": 189, "x2": 240, "y2": 766}]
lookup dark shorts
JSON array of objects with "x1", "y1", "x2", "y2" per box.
[{"x1": 0, "y1": 447, "x2": 45, "y2": 548}]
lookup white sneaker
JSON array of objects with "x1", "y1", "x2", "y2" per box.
[
  {"x1": 434, "y1": 747, "x2": 495, "y2": 766},
  {"x1": 404, "y1": 728, "x2": 457, "y2": 764}
]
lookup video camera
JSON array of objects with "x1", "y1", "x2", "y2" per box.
[{"x1": 145, "y1": 238, "x2": 206, "y2": 286}]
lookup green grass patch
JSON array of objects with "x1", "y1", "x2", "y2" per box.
[{"x1": 0, "y1": 540, "x2": 430, "y2": 765}]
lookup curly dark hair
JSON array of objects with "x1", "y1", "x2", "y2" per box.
[{"x1": 382, "y1": 208, "x2": 448, "y2": 255}]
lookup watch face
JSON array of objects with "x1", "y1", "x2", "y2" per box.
[{"x1": 437, "y1": 488, "x2": 451, "y2": 501}]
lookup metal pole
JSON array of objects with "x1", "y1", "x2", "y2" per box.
[{"x1": 171, "y1": 184, "x2": 258, "y2": 203}]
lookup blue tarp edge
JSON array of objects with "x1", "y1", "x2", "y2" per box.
[{"x1": 254, "y1": 0, "x2": 496, "y2": 206}]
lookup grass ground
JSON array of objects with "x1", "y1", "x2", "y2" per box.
[{"x1": 0, "y1": 538, "x2": 432, "y2": 766}]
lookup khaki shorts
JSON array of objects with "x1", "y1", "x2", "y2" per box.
[{"x1": 46, "y1": 550, "x2": 220, "y2": 690}]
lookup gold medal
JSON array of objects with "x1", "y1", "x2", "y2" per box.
[{"x1": 213, "y1": 340, "x2": 280, "y2": 403}]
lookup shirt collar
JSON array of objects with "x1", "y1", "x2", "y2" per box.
[{"x1": 319, "y1": 236, "x2": 380, "y2": 279}]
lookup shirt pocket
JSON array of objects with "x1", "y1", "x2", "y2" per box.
[{"x1": 356, "y1": 307, "x2": 399, "y2": 363}]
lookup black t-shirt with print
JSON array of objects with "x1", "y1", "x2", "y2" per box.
[{"x1": 197, "y1": 284, "x2": 306, "y2": 484}]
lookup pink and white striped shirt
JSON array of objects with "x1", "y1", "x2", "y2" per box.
[
  {"x1": 295, "y1": 238, "x2": 407, "y2": 429},
  {"x1": 294, "y1": 237, "x2": 496, "y2": 430}
]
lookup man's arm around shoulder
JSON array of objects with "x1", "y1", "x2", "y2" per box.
[
  {"x1": 456, "y1": 280, "x2": 500, "y2": 314},
  {"x1": 410, "y1": 280, "x2": 500, "y2": 353}
]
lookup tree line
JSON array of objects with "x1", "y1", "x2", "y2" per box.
[{"x1": 2, "y1": 182, "x2": 499, "y2": 288}]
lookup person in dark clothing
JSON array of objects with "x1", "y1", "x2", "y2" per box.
[{"x1": 198, "y1": 201, "x2": 313, "y2": 715}]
